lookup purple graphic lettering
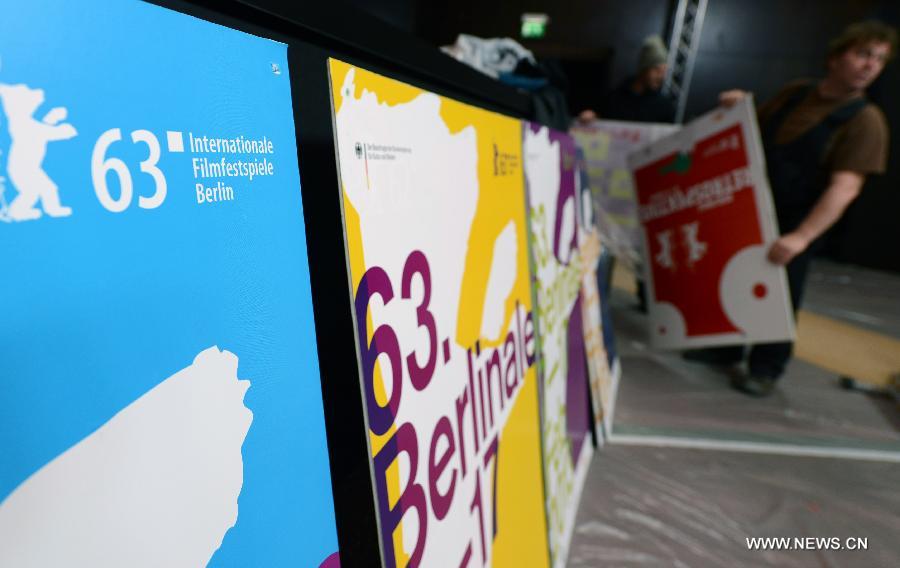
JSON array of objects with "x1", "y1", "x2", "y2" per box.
[
  {"x1": 503, "y1": 331, "x2": 518, "y2": 397},
  {"x1": 470, "y1": 470, "x2": 486, "y2": 565},
  {"x1": 466, "y1": 347, "x2": 482, "y2": 454},
  {"x1": 476, "y1": 345, "x2": 488, "y2": 432},
  {"x1": 356, "y1": 246, "x2": 541, "y2": 565},
  {"x1": 318, "y1": 552, "x2": 340, "y2": 568},
  {"x1": 524, "y1": 311, "x2": 536, "y2": 367},
  {"x1": 485, "y1": 349, "x2": 504, "y2": 424},
  {"x1": 455, "y1": 387, "x2": 471, "y2": 477},
  {"x1": 373, "y1": 422, "x2": 428, "y2": 568},
  {"x1": 355, "y1": 267, "x2": 403, "y2": 436},
  {"x1": 565, "y1": 293, "x2": 591, "y2": 465},
  {"x1": 428, "y1": 416, "x2": 457, "y2": 520},
  {"x1": 459, "y1": 543, "x2": 473, "y2": 567},
  {"x1": 402, "y1": 250, "x2": 438, "y2": 391},
  {"x1": 482, "y1": 435, "x2": 499, "y2": 538}
]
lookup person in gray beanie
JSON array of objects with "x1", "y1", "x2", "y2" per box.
[
  {"x1": 576, "y1": 35, "x2": 677, "y2": 315},
  {"x1": 579, "y1": 35, "x2": 676, "y2": 124},
  {"x1": 638, "y1": 35, "x2": 669, "y2": 84}
]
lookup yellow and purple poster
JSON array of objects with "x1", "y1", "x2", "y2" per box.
[
  {"x1": 523, "y1": 124, "x2": 608, "y2": 567},
  {"x1": 328, "y1": 59, "x2": 550, "y2": 568}
]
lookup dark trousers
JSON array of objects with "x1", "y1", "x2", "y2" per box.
[{"x1": 708, "y1": 248, "x2": 814, "y2": 379}]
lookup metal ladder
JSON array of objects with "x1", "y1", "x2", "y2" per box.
[{"x1": 664, "y1": 0, "x2": 709, "y2": 123}]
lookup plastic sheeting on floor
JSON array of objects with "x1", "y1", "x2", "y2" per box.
[
  {"x1": 608, "y1": 287, "x2": 900, "y2": 452},
  {"x1": 569, "y1": 260, "x2": 900, "y2": 566},
  {"x1": 569, "y1": 445, "x2": 900, "y2": 567}
]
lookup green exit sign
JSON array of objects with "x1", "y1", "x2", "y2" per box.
[{"x1": 521, "y1": 13, "x2": 548, "y2": 39}]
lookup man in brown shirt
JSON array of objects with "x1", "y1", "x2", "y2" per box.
[
  {"x1": 756, "y1": 79, "x2": 888, "y2": 173},
  {"x1": 692, "y1": 20, "x2": 897, "y2": 396}
]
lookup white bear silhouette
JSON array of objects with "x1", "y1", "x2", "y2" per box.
[
  {"x1": 0, "y1": 83, "x2": 76, "y2": 221},
  {"x1": 0, "y1": 347, "x2": 254, "y2": 567}
]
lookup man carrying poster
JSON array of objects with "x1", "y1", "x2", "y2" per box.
[{"x1": 696, "y1": 20, "x2": 896, "y2": 396}]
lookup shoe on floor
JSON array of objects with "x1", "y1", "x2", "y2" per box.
[
  {"x1": 682, "y1": 348, "x2": 743, "y2": 366},
  {"x1": 731, "y1": 374, "x2": 777, "y2": 397}
]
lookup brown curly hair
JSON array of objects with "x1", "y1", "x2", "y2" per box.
[{"x1": 827, "y1": 20, "x2": 898, "y2": 62}]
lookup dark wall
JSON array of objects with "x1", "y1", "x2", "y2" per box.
[
  {"x1": 684, "y1": 0, "x2": 887, "y2": 117},
  {"x1": 685, "y1": 0, "x2": 900, "y2": 272},
  {"x1": 415, "y1": 0, "x2": 670, "y2": 112},
  {"x1": 344, "y1": 0, "x2": 417, "y2": 33}
]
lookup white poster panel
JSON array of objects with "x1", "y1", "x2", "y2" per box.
[{"x1": 571, "y1": 120, "x2": 678, "y2": 271}]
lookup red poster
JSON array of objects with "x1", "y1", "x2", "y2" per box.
[{"x1": 629, "y1": 99, "x2": 795, "y2": 349}]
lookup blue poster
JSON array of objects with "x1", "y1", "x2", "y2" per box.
[{"x1": 0, "y1": 1, "x2": 340, "y2": 566}]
